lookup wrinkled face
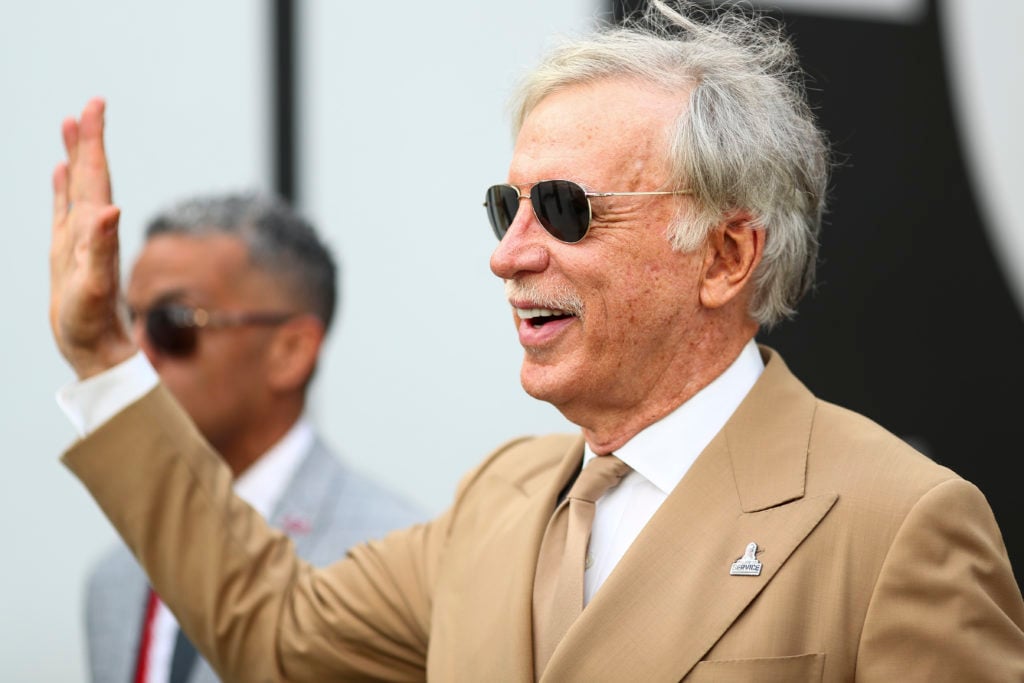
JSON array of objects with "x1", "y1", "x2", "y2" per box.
[
  {"x1": 125, "y1": 233, "x2": 290, "y2": 452},
  {"x1": 489, "y1": 78, "x2": 707, "y2": 421}
]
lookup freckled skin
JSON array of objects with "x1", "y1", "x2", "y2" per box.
[
  {"x1": 490, "y1": 78, "x2": 760, "y2": 453},
  {"x1": 126, "y1": 233, "x2": 303, "y2": 475}
]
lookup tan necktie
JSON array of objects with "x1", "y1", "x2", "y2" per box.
[{"x1": 532, "y1": 454, "x2": 632, "y2": 676}]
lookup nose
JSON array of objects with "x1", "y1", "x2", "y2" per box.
[{"x1": 489, "y1": 196, "x2": 551, "y2": 280}]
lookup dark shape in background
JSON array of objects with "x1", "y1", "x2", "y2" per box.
[
  {"x1": 273, "y1": 0, "x2": 298, "y2": 204},
  {"x1": 609, "y1": 0, "x2": 1024, "y2": 588}
]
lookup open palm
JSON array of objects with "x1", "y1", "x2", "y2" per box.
[{"x1": 50, "y1": 97, "x2": 135, "y2": 379}]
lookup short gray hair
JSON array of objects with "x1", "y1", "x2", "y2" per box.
[
  {"x1": 145, "y1": 192, "x2": 338, "y2": 331},
  {"x1": 510, "y1": 0, "x2": 830, "y2": 328}
]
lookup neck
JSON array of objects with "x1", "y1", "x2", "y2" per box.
[
  {"x1": 572, "y1": 330, "x2": 755, "y2": 455},
  {"x1": 216, "y1": 401, "x2": 304, "y2": 477}
]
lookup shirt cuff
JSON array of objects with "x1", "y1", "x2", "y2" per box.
[{"x1": 56, "y1": 351, "x2": 160, "y2": 437}]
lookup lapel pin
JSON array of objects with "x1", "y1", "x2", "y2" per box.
[
  {"x1": 729, "y1": 541, "x2": 763, "y2": 576},
  {"x1": 282, "y1": 514, "x2": 312, "y2": 537}
]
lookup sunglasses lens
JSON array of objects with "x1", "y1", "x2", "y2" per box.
[
  {"x1": 531, "y1": 180, "x2": 590, "y2": 243},
  {"x1": 485, "y1": 184, "x2": 520, "y2": 239},
  {"x1": 146, "y1": 306, "x2": 196, "y2": 357}
]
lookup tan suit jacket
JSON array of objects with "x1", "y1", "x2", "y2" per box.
[{"x1": 63, "y1": 347, "x2": 1024, "y2": 682}]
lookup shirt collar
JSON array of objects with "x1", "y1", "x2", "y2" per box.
[
  {"x1": 233, "y1": 416, "x2": 315, "y2": 518},
  {"x1": 584, "y1": 339, "x2": 764, "y2": 494}
]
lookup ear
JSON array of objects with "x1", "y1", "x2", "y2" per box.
[
  {"x1": 266, "y1": 314, "x2": 326, "y2": 393},
  {"x1": 698, "y1": 211, "x2": 764, "y2": 310}
]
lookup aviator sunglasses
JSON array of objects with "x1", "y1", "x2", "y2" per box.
[
  {"x1": 138, "y1": 303, "x2": 296, "y2": 357},
  {"x1": 484, "y1": 179, "x2": 691, "y2": 243}
]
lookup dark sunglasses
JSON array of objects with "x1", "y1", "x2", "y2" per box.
[
  {"x1": 139, "y1": 304, "x2": 295, "y2": 357},
  {"x1": 484, "y1": 179, "x2": 691, "y2": 243}
]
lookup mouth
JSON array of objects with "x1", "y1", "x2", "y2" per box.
[{"x1": 515, "y1": 306, "x2": 577, "y2": 328}]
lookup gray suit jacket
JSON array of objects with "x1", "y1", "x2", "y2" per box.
[{"x1": 83, "y1": 436, "x2": 426, "y2": 683}]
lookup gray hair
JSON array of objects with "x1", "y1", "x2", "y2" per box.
[
  {"x1": 510, "y1": 0, "x2": 830, "y2": 328},
  {"x1": 145, "y1": 192, "x2": 338, "y2": 331}
]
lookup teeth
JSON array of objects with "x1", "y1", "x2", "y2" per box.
[{"x1": 516, "y1": 307, "x2": 568, "y2": 320}]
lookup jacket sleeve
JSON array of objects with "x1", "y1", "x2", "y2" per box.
[{"x1": 62, "y1": 384, "x2": 439, "y2": 682}]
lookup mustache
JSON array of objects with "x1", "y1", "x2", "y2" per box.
[{"x1": 504, "y1": 279, "x2": 585, "y2": 318}]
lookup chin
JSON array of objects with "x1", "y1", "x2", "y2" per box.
[{"x1": 519, "y1": 360, "x2": 573, "y2": 407}]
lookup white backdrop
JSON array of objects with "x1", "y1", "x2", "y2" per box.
[
  {"x1": 298, "y1": 0, "x2": 592, "y2": 523},
  {"x1": 0, "y1": 1, "x2": 590, "y2": 680},
  {"x1": 1, "y1": 1, "x2": 1021, "y2": 680},
  {"x1": 1, "y1": 3, "x2": 270, "y2": 680}
]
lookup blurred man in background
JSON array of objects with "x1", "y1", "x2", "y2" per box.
[{"x1": 81, "y1": 193, "x2": 426, "y2": 683}]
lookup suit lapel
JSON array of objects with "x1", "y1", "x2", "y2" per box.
[
  {"x1": 96, "y1": 552, "x2": 152, "y2": 683},
  {"x1": 434, "y1": 435, "x2": 584, "y2": 682},
  {"x1": 542, "y1": 348, "x2": 837, "y2": 681},
  {"x1": 266, "y1": 439, "x2": 330, "y2": 556}
]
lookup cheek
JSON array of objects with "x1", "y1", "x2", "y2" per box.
[
  {"x1": 155, "y1": 364, "x2": 208, "y2": 416},
  {"x1": 607, "y1": 261, "x2": 695, "y2": 337},
  {"x1": 570, "y1": 238, "x2": 695, "y2": 333},
  {"x1": 580, "y1": 258, "x2": 645, "y2": 314},
  {"x1": 158, "y1": 344, "x2": 236, "y2": 396},
  {"x1": 202, "y1": 336, "x2": 273, "y2": 395}
]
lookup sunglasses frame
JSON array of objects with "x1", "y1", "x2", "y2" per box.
[
  {"x1": 141, "y1": 303, "x2": 296, "y2": 357},
  {"x1": 484, "y1": 179, "x2": 692, "y2": 244}
]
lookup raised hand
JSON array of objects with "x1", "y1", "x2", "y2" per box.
[{"x1": 50, "y1": 97, "x2": 136, "y2": 379}]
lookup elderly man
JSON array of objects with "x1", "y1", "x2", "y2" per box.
[
  {"x1": 79, "y1": 194, "x2": 425, "y2": 683},
  {"x1": 50, "y1": 2, "x2": 1023, "y2": 681}
]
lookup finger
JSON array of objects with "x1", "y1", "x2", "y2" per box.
[
  {"x1": 61, "y1": 115, "x2": 79, "y2": 169},
  {"x1": 71, "y1": 97, "x2": 113, "y2": 205},
  {"x1": 52, "y1": 162, "x2": 70, "y2": 227},
  {"x1": 82, "y1": 204, "x2": 124, "y2": 324}
]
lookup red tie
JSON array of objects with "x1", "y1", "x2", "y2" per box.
[{"x1": 133, "y1": 588, "x2": 160, "y2": 683}]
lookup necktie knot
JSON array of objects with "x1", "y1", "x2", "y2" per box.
[{"x1": 568, "y1": 454, "x2": 631, "y2": 503}]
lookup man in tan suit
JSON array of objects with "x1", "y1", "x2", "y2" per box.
[{"x1": 49, "y1": 2, "x2": 1024, "y2": 681}]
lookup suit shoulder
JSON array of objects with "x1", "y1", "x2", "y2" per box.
[
  {"x1": 85, "y1": 541, "x2": 136, "y2": 588},
  {"x1": 809, "y1": 398, "x2": 962, "y2": 495},
  {"x1": 325, "y1": 461, "x2": 428, "y2": 523},
  {"x1": 451, "y1": 432, "x2": 581, "y2": 500},
  {"x1": 83, "y1": 541, "x2": 149, "y2": 626}
]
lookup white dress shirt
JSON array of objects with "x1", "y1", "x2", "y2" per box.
[{"x1": 582, "y1": 340, "x2": 763, "y2": 605}]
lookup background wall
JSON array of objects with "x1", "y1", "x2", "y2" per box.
[
  {"x1": 1, "y1": 0, "x2": 1020, "y2": 680},
  {"x1": 297, "y1": 0, "x2": 591, "y2": 530},
  {"x1": 0, "y1": 1, "x2": 590, "y2": 679},
  {"x1": 2, "y1": 3, "x2": 270, "y2": 680}
]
